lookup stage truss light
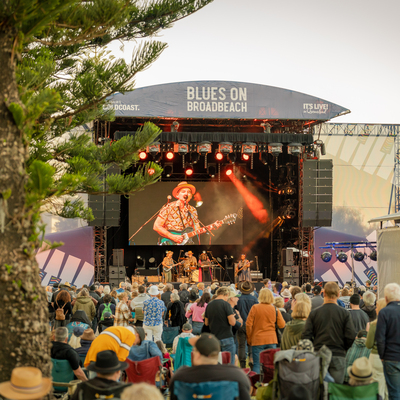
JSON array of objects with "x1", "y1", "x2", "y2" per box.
[
  {"x1": 219, "y1": 142, "x2": 233, "y2": 153},
  {"x1": 190, "y1": 152, "x2": 200, "y2": 164},
  {"x1": 207, "y1": 164, "x2": 216, "y2": 178},
  {"x1": 321, "y1": 251, "x2": 332, "y2": 262},
  {"x1": 242, "y1": 142, "x2": 257, "y2": 154},
  {"x1": 185, "y1": 164, "x2": 194, "y2": 176},
  {"x1": 152, "y1": 153, "x2": 161, "y2": 163},
  {"x1": 337, "y1": 251, "x2": 348, "y2": 263},
  {"x1": 370, "y1": 251, "x2": 377, "y2": 261},
  {"x1": 163, "y1": 164, "x2": 173, "y2": 177},
  {"x1": 175, "y1": 142, "x2": 189, "y2": 155},
  {"x1": 148, "y1": 142, "x2": 161, "y2": 155},
  {"x1": 353, "y1": 252, "x2": 365, "y2": 262},
  {"x1": 242, "y1": 153, "x2": 250, "y2": 161},
  {"x1": 229, "y1": 153, "x2": 237, "y2": 163},
  {"x1": 225, "y1": 166, "x2": 233, "y2": 176},
  {"x1": 139, "y1": 151, "x2": 147, "y2": 160},
  {"x1": 288, "y1": 142, "x2": 303, "y2": 155},
  {"x1": 268, "y1": 143, "x2": 283, "y2": 157},
  {"x1": 148, "y1": 257, "x2": 156, "y2": 268},
  {"x1": 198, "y1": 141, "x2": 212, "y2": 154},
  {"x1": 166, "y1": 151, "x2": 174, "y2": 160},
  {"x1": 260, "y1": 152, "x2": 269, "y2": 165},
  {"x1": 215, "y1": 152, "x2": 224, "y2": 161},
  {"x1": 136, "y1": 255, "x2": 145, "y2": 268}
]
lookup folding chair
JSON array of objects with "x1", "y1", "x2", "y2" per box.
[
  {"x1": 221, "y1": 351, "x2": 231, "y2": 364},
  {"x1": 51, "y1": 358, "x2": 75, "y2": 393},
  {"x1": 260, "y1": 348, "x2": 280, "y2": 383},
  {"x1": 174, "y1": 380, "x2": 239, "y2": 400},
  {"x1": 328, "y1": 382, "x2": 379, "y2": 400},
  {"x1": 162, "y1": 325, "x2": 180, "y2": 347},
  {"x1": 174, "y1": 336, "x2": 193, "y2": 371},
  {"x1": 125, "y1": 356, "x2": 162, "y2": 385}
]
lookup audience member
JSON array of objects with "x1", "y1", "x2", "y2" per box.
[
  {"x1": 376, "y1": 283, "x2": 400, "y2": 400},
  {"x1": 347, "y1": 357, "x2": 374, "y2": 387},
  {"x1": 246, "y1": 288, "x2": 285, "y2": 373},
  {"x1": 344, "y1": 330, "x2": 371, "y2": 383},
  {"x1": 0, "y1": 367, "x2": 51, "y2": 400},
  {"x1": 185, "y1": 292, "x2": 210, "y2": 334},
  {"x1": 281, "y1": 301, "x2": 311, "y2": 350},
  {"x1": 116, "y1": 282, "x2": 127, "y2": 294},
  {"x1": 75, "y1": 328, "x2": 95, "y2": 357},
  {"x1": 281, "y1": 288, "x2": 291, "y2": 303},
  {"x1": 204, "y1": 286, "x2": 238, "y2": 365},
  {"x1": 98, "y1": 311, "x2": 114, "y2": 333},
  {"x1": 156, "y1": 340, "x2": 171, "y2": 370},
  {"x1": 143, "y1": 285, "x2": 165, "y2": 342},
  {"x1": 349, "y1": 294, "x2": 369, "y2": 332},
  {"x1": 339, "y1": 288, "x2": 351, "y2": 309},
  {"x1": 294, "y1": 292, "x2": 312, "y2": 307},
  {"x1": 302, "y1": 281, "x2": 356, "y2": 383},
  {"x1": 274, "y1": 297, "x2": 292, "y2": 324},
  {"x1": 161, "y1": 283, "x2": 173, "y2": 308},
  {"x1": 284, "y1": 286, "x2": 301, "y2": 313},
  {"x1": 71, "y1": 350, "x2": 130, "y2": 400},
  {"x1": 172, "y1": 323, "x2": 196, "y2": 354},
  {"x1": 366, "y1": 298, "x2": 388, "y2": 399},
  {"x1": 361, "y1": 291, "x2": 377, "y2": 322},
  {"x1": 305, "y1": 283, "x2": 313, "y2": 298},
  {"x1": 98, "y1": 293, "x2": 116, "y2": 321},
  {"x1": 169, "y1": 333, "x2": 251, "y2": 400},
  {"x1": 53, "y1": 289, "x2": 73, "y2": 328},
  {"x1": 120, "y1": 382, "x2": 164, "y2": 400},
  {"x1": 68, "y1": 325, "x2": 84, "y2": 349},
  {"x1": 128, "y1": 326, "x2": 163, "y2": 362},
  {"x1": 130, "y1": 285, "x2": 149, "y2": 309},
  {"x1": 114, "y1": 292, "x2": 134, "y2": 327},
  {"x1": 272, "y1": 282, "x2": 282, "y2": 297},
  {"x1": 51, "y1": 327, "x2": 87, "y2": 381},
  {"x1": 165, "y1": 292, "x2": 186, "y2": 330},
  {"x1": 311, "y1": 285, "x2": 324, "y2": 310},
  {"x1": 72, "y1": 289, "x2": 96, "y2": 323}
]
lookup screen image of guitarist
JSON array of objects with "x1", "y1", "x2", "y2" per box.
[{"x1": 129, "y1": 181, "x2": 243, "y2": 246}]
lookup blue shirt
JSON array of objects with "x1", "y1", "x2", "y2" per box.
[
  {"x1": 128, "y1": 340, "x2": 163, "y2": 363},
  {"x1": 376, "y1": 301, "x2": 400, "y2": 361},
  {"x1": 143, "y1": 297, "x2": 165, "y2": 326},
  {"x1": 237, "y1": 293, "x2": 258, "y2": 324}
]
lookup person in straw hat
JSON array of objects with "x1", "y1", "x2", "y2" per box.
[
  {"x1": 0, "y1": 367, "x2": 51, "y2": 400},
  {"x1": 347, "y1": 357, "x2": 374, "y2": 387}
]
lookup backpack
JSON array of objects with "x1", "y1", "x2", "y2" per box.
[
  {"x1": 55, "y1": 302, "x2": 66, "y2": 321},
  {"x1": 100, "y1": 303, "x2": 112, "y2": 321}
]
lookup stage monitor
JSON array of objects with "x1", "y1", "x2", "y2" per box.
[{"x1": 129, "y1": 181, "x2": 243, "y2": 246}]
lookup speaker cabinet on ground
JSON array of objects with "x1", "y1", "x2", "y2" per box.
[
  {"x1": 113, "y1": 249, "x2": 124, "y2": 266},
  {"x1": 281, "y1": 248, "x2": 294, "y2": 266},
  {"x1": 303, "y1": 159, "x2": 333, "y2": 227},
  {"x1": 109, "y1": 266, "x2": 126, "y2": 282}
]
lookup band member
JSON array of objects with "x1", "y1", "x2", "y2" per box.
[
  {"x1": 199, "y1": 252, "x2": 212, "y2": 282},
  {"x1": 153, "y1": 182, "x2": 201, "y2": 245},
  {"x1": 162, "y1": 251, "x2": 175, "y2": 283},
  {"x1": 236, "y1": 254, "x2": 251, "y2": 283},
  {"x1": 183, "y1": 250, "x2": 198, "y2": 282}
]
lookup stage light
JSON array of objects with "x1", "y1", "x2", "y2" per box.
[
  {"x1": 198, "y1": 141, "x2": 212, "y2": 154},
  {"x1": 260, "y1": 152, "x2": 269, "y2": 165},
  {"x1": 148, "y1": 168, "x2": 155, "y2": 175},
  {"x1": 229, "y1": 153, "x2": 237, "y2": 163},
  {"x1": 139, "y1": 151, "x2": 147, "y2": 160},
  {"x1": 242, "y1": 142, "x2": 257, "y2": 154},
  {"x1": 215, "y1": 152, "x2": 224, "y2": 161},
  {"x1": 190, "y1": 152, "x2": 200, "y2": 164},
  {"x1": 242, "y1": 153, "x2": 250, "y2": 161},
  {"x1": 225, "y1": 167, "x2": 233, "y2": 176},
  {"x1": 219, "y1": 142, "x2": 233, "y2": 153},
  {"x1": 152, "y1": 153, "x2": 161, "y2": 163},
  {"x1": 337, "y1": 251, "x2": 348, "y2": 263},
  {"x1": 166, "y1": 151, "x2": 174, "y2": 160},
  {"x1": 288, "y1": 143, "x2": 303, "y2": 155},
  {"x1": 164, "y1": 164, "x2": 173, "y2": 177},
  {"x1": 176, "y1": 142, "x2": 189, "y2": 155},
  {"x1": 136, "y1": 255, "x2": 145, "y2": 268},
  {"x1": 208, "y1": 164, "x2": 216, "y2": 178},
  {"x1": 353, "y1": 252, "x2": 365, "y2": 262},
  {"x1": 185, "y1": 164, "x2": 194, "y2": 176},
  {"x1": 148, "y1": 257, "x2": 157, "y2": 268},
  {"x1": 370, "y1": 251, "x2": 377, "y2": 261},
  {"x1": 321, "y1": 251, "x2": 332, "y2": 262},
  {"x1": 268, "y1": 143, "x2": 283, "y2": 157},
  {"x1": 148, "y1": 142, "x2": 161, "y2": 155}
]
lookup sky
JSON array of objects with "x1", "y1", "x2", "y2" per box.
[{"x1": 108, "y1": 0, "x2": 400, "y2": 125}]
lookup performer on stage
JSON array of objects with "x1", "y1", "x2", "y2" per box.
[
  {"x1": 199, "y1": 252, "x2": 212, "y2": 282},
  {"x1": 183, "y1": 250, "x2": 198, "y2": 282},
  {"x1": 153, "y1": 182, "x2": 201, "y2": 245},
  {"x1": 236, "y1": 254, "x2": 251, "y2": 283},
  {"x1": 162, "y1": 251, "x2": 175, "y2": 283}
]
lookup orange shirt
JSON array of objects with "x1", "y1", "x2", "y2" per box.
[{"x1": 246, "y1": 303, "x2": 285, "y2": 346}]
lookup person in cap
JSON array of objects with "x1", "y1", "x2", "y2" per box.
[
  {"x1": 0, "y1": 367, "x2": 51, "y2": 400},
  {"x1": 236, "y1": 281, "x2": 258, "y2": 368},
  {"x1": 128, "y1": 326, "x2": 163, "y2": 363},
  {"x1": 311, "y1": 285, "x2": 324, "y2": 310},
  {"x1": 172, "y1": 322, "x2": 196, "y2": 354},
  {"x1": 71, "y1": 350, "x2": 131, "y2": 400},
  {"x1": 344, "y1": 330, "x2": 371, "y2": 383},
  {"x1": 349, "y1": 293, "x2": 369, "y2": 332},
  {"x1": 169, "y1": 333, "x2": 251, "y2": 400},
  {"x1": 347, "y1": 357, "x2": 374, "y2": 387},
  {"x1": 143, "y1": 285, "x2": 165, "y2": 342}
]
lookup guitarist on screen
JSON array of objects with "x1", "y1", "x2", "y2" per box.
[
  {"x1": 153, "y1": 181, "x2": 222, "y2": 245},
  {"x1": 236, "y1": 253, "x2": 252, "y2": 283}
]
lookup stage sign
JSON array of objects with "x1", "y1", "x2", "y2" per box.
[
  {"x1": 129, "y1": 182, "x2": 243, "y2": 246},
  {"x1": 106, "y1": 81, "x2": 349, "y2": 120}
]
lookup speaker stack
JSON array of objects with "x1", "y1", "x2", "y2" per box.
[{"x1": 109, "y1": 249, "x2": 126, "y2": 288}]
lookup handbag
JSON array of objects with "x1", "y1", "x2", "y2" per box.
[{"x1": 274, "y1": 306, "x2": 282, "y2": 346}]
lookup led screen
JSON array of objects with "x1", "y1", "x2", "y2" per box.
[{"x1": 129, "y1": 182, "x2": 243, "y2": 245}]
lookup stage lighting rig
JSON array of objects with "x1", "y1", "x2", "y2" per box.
[
  {"x1": 136, "y1": 255, "x2": 145, "y2": 268},
  {"x1": 163, "y1": 164, "x2": 173, "y2": 177},
  {"x1": 268, "y1": 143, "x2": 283, "y2": 157},
  {"x1": 166, "y1": 151, "x2": 174, "y2": 160},
  {"x1": 139, "y1": 151, "x2": 147, "y2": 160},
  {"x1": 215, "y1": 152, "x2": 224, "y2": 161},
  {"x1": 288, "y1": 143, "x2": 303, "y2": 155},
  {"x1": 219, "y1": 142, "x2": 233, "y2": 153},
  {"x1": 321, "y1": 251, "x2": 332, "y2": 262},
  {"x1": 198, "y1": 141, "x2": 212, "y2": 154},
  {"x1": 370, "y1": 251, "x2": 377, "y2": 261},
  {"x1": 337, "y1": 251, "x2": 348, "y2": 263},
  {"x1": 353, "y1": 252, "x2": 365, "y2": 262},
  {"x1": 207, "y1": 164, "x2": 217, "y2": 178},
  {"x1": 225, "y1": 166, "x2": 233, "y2": 176},
  {"x1": 185, "y1": 164, "x2": 194, "y2": 176}
]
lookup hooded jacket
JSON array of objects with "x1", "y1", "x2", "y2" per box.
[
  {"x1": 72, "y1": 296, "x2": 96, "y2": 321},
  {"x1": 281, "y1": 319, "x2": 306, "y2": 350}
]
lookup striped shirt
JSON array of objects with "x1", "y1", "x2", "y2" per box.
[{"x1": 344, "y1": 338, "x2": 371, "y2": 382}]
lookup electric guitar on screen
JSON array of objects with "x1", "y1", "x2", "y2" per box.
[{"x1": 159, "y1": 208, "x2": 242, "y2": 246}]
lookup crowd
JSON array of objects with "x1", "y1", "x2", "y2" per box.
[{"x1": 0, "y1": 278, "x2": 399, "y2": 400}]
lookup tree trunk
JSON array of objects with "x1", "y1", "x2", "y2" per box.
[{"x1": 0, "y1": 31, "x2": 51, "y2": 382}]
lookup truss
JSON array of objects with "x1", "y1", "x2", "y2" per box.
[
  {"x1": 94, "y1": 226, "x2": 107, "y2": 283},
  {"x1": 314, "y1": 123, "x2": 400, "y2": 137}
]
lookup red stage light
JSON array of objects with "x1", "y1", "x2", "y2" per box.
[
  {"x1": 166, "y1": 151, "x2": 174, "y2": 160},
  {"x1": 242, "y1": 153, "x2": 250, "y2": 161},
  {"x1": 226, "y1": 168, "x2": 233, "y2": 176},
  {"x1": 185, "y1": 167, "x2": 194, "y2": 176},
  {"x1": 215, "y1": 152, "x2": 224, "y2": 161},
  {"x1": 148, "y1": 168, "x2": 155, "y2": 175},
  {"x1": 139, "y1": 151, "x2": 147, "y2": 160}
]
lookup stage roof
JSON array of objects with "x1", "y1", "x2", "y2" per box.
[{"x1": 107, "y1": 81, "x2": 350, "y2": 121}]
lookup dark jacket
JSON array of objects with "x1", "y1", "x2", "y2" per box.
[
  {"x1": 75, "y1": 340, "x2": 93, "y2": 357},
  {"x1": 361, "y1": 304, "x2": 377, "y2": 322},
  {"x1": 237, "y1": 293, "x2": 258, "y2": 324},
  {"x1": 71, "y1": 377, "x2": 130, "y2": 400},
  {"x1": 161, "y1": 290, "x2": 172, "y2": 308},
  {"x1": 166, "y1": 300, "x2": 186, "y2": 329},
  {"x1": 179, "y1": 290, "x2": 190, "y2": 305},
  {"x1": 376, "y1": 301, "x2": 400, "y2": 361}
]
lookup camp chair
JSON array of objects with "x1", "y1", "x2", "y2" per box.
[
  {"x1": 328, "y1": 381, "x2": 379, "y2": 400},
  {"x1": 125, "y1": 356, "x2": 162, "y2": 385},
  {"x1": 174, "y1": 336, "x2": 193, "y2": 371},
  {"x1": 51, "y1": 358, "x2": 75, "y2": 393},
  {"x1": 162, "y1": 325, "x2": 180, "y2": 347},
  {"x1": 173, "y1": 380, "x2": 239, "y2": 400},
  {"x1": 221, "y1": 351, "x2": 231, "y2": 364},
  {"x1": 74, "y1": 380, "x2": 130, "y2": 400},
  {"x1": 260, "y1": 348, "x2": 280, "y2": 383}
]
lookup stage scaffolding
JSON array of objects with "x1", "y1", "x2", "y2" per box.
[{"x1": 94, "y1": 226, "x2": 107, "y2": 283}]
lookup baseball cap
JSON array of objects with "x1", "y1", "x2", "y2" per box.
[
  {"x1": 190, "y1": 333, "x2": 220, "y2": 357},
  {"x1": 182, "y1": 322, "x2": 192, "y2": 331}
]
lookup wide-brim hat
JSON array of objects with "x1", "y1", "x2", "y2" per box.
[
  {"x1": 187, "y1": 251, "x2": 193, "y2": 255},
  {"x1": 172, "y1": 181, "x2": 196, "y2": 198},
  {"x1": 281, "y1": 289, "x2": 291, "y2": 298},
  {"x1": 149, "y1": 285, "x2": 160, "y2": 295},
  {"x1": 158, "y1": 283, "x2": 165, "y2": 290},
  {"x1": 0, "y1": 367, "x2": 51, "y2": 400},
  {"x1": 134, "y1": 326, "x2": 146, "y2": 343},
  {"x1": 239, "y1": 281, "x2": 254, "y2": 294},
  {"x1": 87, "y1": 350, "x2": 128, "y2": 374},
  {"x1": 347, "y1": 357, "x2": 373, "y2": 381},
  {"x1": 81, "y1": 328, "x2": 96, "y2": 341},
  {"x1": 60, "y1": 281, "x2": 71, "y2": 288}
]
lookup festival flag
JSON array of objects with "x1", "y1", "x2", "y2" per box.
[
  {"x1": 364, "y1": 268, "x2": 378, "y2": 286},
  {"x1": 39, "y1": 271, "x2": 46, "y2": 281},
  {"x1": 48, "y1": 275, "x2": 61, "y2": 286}
]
